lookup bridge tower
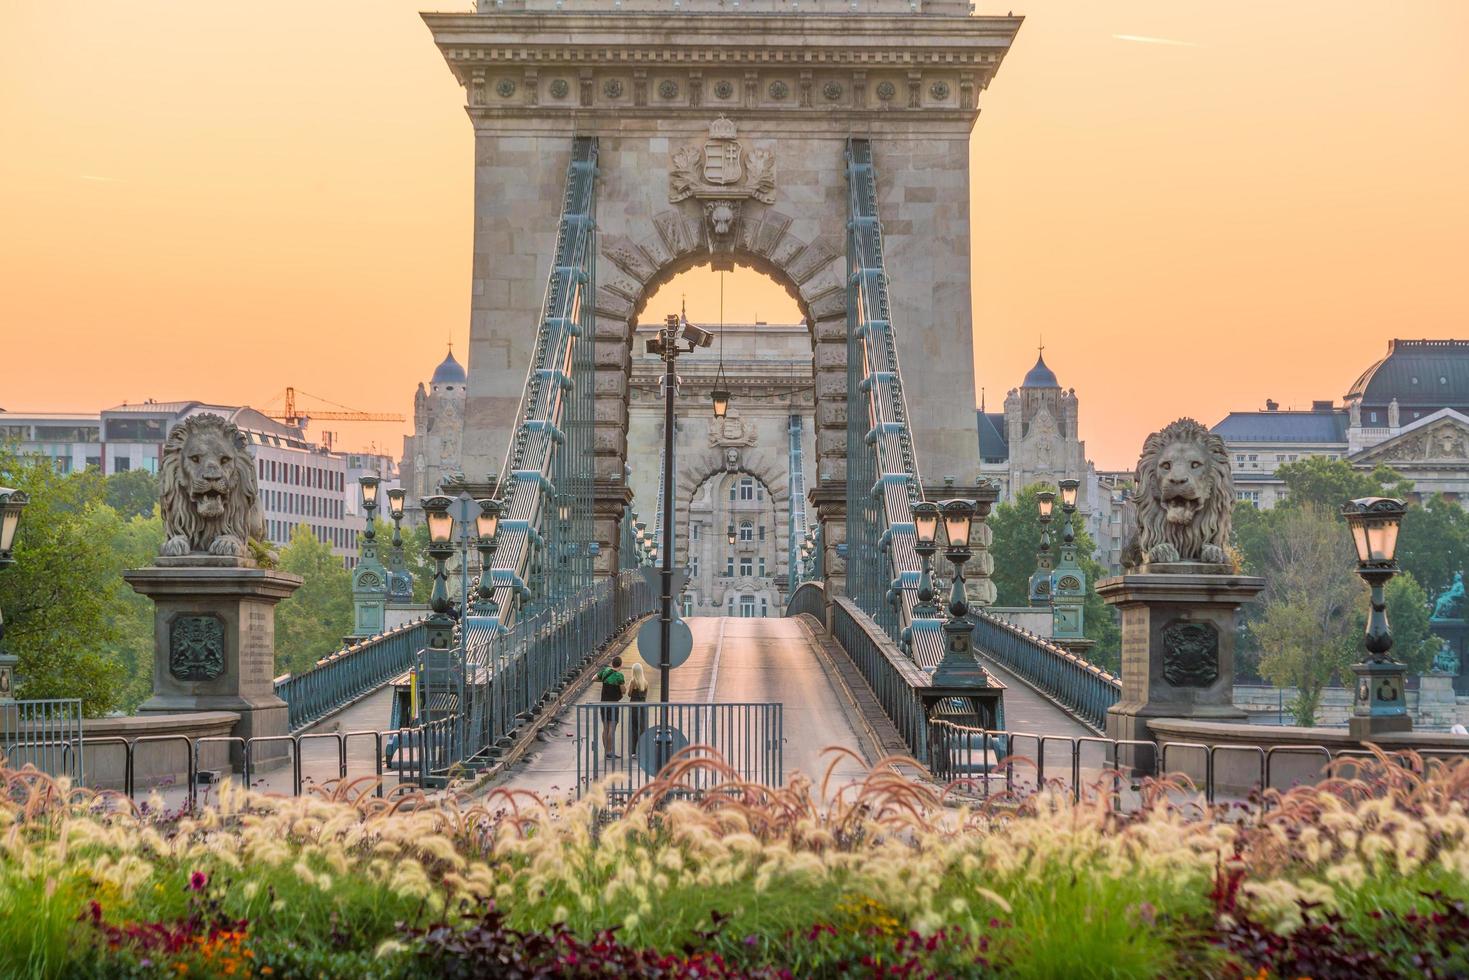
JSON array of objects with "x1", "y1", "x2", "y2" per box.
[{"x1": 425, "y1": 0, "x2": 1021, "y2": 586}]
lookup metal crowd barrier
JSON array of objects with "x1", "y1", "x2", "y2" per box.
[
  {"x1": 1, "y1": 697, "x2": 84, "y2": 783},
  {"x1": 275, "y1": 619, "x2": 428, "y2": 731},
  {"x1": 970, "y1": 613, "x2": 1121, "y2": 732},
  {"x1": 828, "y1": 597, "x2": 932, "y2": 763},
  {"x1": 927, "y1": 719, "x2": 1469, "y2": 810},
  {"x1": 574, "y1": 701, "x2": 784, "y2": 801}
]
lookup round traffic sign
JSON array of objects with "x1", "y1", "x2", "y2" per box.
[
  {"x1": 637, "y1": 617, "x2": 694, "y2": 669},
  {"x1": 636, "y1": 723, "x2": 690, "y2": 777}
]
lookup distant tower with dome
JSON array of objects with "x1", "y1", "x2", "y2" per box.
[
  {"x1": 399, "y1": 346, "x2": 468, "y2": 527},
  {"x1": 978, "y1": 346, "x2": 1132, "y2": 574}
]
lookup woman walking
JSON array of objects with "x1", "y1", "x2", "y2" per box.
[{"x1": 626, "y1": 662, "x2": 650, "y2": 758}]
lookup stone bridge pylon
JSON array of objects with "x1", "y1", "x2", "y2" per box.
[{"x1": 424, "y1": 0, "x2": 1021, "y2": 582}]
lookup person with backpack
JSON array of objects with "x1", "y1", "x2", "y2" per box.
[{"x1": 596, "y1": 656, "x2": 626, "y2": 760}]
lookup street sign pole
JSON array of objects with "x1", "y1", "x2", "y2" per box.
[{"x1": 659, "y1": 316, "x2": 677, "y2": 706}]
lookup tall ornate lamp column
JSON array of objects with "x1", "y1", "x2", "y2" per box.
[
  {"x1": 0, "y1": 487, "x2": 29, "y2": 700},
  {"x1": 1050, "y1": 478, "x2": 1093, "y2": 655},
  {"x1": 417, "y1": 495, "x2": 459, "y2": 732},
  {"x1": 471, "y1": 498, "x2": 501, "y2": 618},
  {"x1": 919, "y1": 498, "x2": 1004, "y2": 734},
  {"x1": 1029, "y1": 488, "x2": 1056, "y2": 607},
  {"x1": 350, "y1": 476, "x2": 389, "y2": 641},
  {"x1": 385, "y1": 487, "x2": 413, "y2": 604},
  {"x1": 1342, "y1": 497, "x2": 1413, "y2": 738}
]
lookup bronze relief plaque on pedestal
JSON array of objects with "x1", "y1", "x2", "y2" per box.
[
  {"x1": 168, "y1": 614, "x2": 226, "y2": 682},
  {"x1": 1161, "y1": 619, "x2": 1219, "y2": 688}
]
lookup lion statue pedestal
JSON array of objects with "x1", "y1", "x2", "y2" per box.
[
  {"x1": 1100, "y1": 419, "x2": 1264, "y2": 750},
  {"x1": 124, "y1": 415, "x2": 302, "y2": 767}
]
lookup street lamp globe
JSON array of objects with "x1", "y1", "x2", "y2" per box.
[
  {"x1": 1058, "y1": 479, "x2": 1079, "y2": 513},
  {"x1": 386, "y1": 487, "x2": 406, "y2": 521},
  {"x1": 1342, "y1": 497, "x2": 1406, "y2": 566},
  {"x1": 939, "y1": 499, "x2": 975, "y2": 550},
  {"x1": 727, "y1": 524, "x2": 736, "y2": 547},
  {"x1": 475, "y1": 498, "x2": 501, "y2": 542},
  {"x1": 1036, "y1": 488, "x2": 1055, "y2": 521},
  {"x1": 912, "y1": 501, "x2": 941, "y2": 548},
  {"x1": 0, "y1": 487, "x2": 27, "y2": 564},
  {"x1": 359, "y1": 475, "x2": 380, "y2": 511},
  {"x1": 711, "y1": 387, "x2": 731, "y2": 420},
  {"x1": 422, "y1": 495, "x2": 455, "y2": 546}
]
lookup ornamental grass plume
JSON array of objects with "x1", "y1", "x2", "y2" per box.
[{"x1": 1, "y1": 745, "x2": 1469, "y2": 976}]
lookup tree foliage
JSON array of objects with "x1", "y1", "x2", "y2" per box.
[
  {"x1": 986, "y1": 484, "x2": 1120, "y2": 672},
  {"x1": 0, "y1": 453, "x2": 127, "y2": 714},
  {"x1": 1250, "y1": 506, "x2": 1361, "y2": 725},
  {"x1": 1381, "y1": 572, "x2": 1438, "y2": 676},
  {"x1": 1397, "y1": 494, "x2": 1469, "y2": 600},
  {"x1": 102, "y1": 469, "x2": 159, "y2": 520},
  {"x1": 274, "y1": 525, "x2": 353, "y2": 678},
  {"x1": 1273, "y1": 456, "x2": 1412, "y2": 511}
]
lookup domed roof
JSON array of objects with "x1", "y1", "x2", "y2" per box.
[
  {"x1": 431, "y1": 349, "x2": 467, "y2": 386},
  {"x1": 1346, "y1": 340, "x2": 1469, "y2": 407},
  {"x1": 1022, "y1": 352, "x2": 1059, "y2": 388}
]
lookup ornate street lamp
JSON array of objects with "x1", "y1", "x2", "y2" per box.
[
  {"x1": 727, "y1": 524, "x2": 737, "y2": 547},
  {"x1": 711, "y1": 364, "x2": 731, "y2": 421},
  {"x1": 422, "y1": 495, "x2": 455, "y2": 616},
  {"x1": 350, "y1": 476, "x2": 388, "y2": 640},
  {"x1": 1029, "y1": 488, "x2": 1056, "y2": 607},
  {"x1": 918, "y1": 498, "x2": 1003, "y2": 736},
  {"x1": 0, "y1": 487, "x2": 29, "y2": 700},
  {"x1": 1051, "y1": 478, "x2": 1088, "y2": 645},
  {"x1": 911, "y1": 501, "x2": 941, "y2": 619},
  {"x1": 1342, "y1": 497, "x2": 1412, "y2": 736},
  {"x1": 385, "y1": 487, "x2": 412, "y2": 601},
  {"x1": 473, "y1": 497, "x2": 501, "y2": 617}
]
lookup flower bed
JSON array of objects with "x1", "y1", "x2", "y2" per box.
[{"x1": 2, "y1": 748, "x2": 1468, "y2": 978}]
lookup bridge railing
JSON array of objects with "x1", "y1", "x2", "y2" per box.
[
  {"x1": 785, "y1": 580, "x2": 827, "y2": 624},
  {"x1": 486, "y1": 136, "x2": 599, "y2": 627},
  {"x1": 274, "y1": 619, "x2": 428, "y2": 732},
  {"x1": 829, "y1": 597, "x2": 933, "y2": 763},
  {"x1": 970, "y1": 613, "x2": 1121, "y2": 733},
  {"x1": 457, "y1": 569, "x2": 655, "y2": 772},
  {"x1": 845, "y1": 138, "x2": 936, "y2": 665}
]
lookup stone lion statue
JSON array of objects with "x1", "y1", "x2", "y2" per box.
[
  {"x1": 158, "y1": 414, "x2": 267, "y2": 560},
  {"x1": 1124, "y1": 418, "x2": 1233, "y2": 567}
]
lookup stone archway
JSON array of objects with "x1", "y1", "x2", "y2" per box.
[{"x1": 590, "y1": 201, "x2": 850, "y2": 588}]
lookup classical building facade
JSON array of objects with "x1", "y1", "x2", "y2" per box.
[
  {"x1": 977, "y1": 352, "x2": 1131, "y2": 573},
  {"x1": 398, "y1": 349, "x2": 469, "y2": 526},
  {"x1": 626, "y1": 321, "x2": 814, "y2": 616},
  {"x1": 1214, "y1": 340, "x2": 1469, "y2": 507}
]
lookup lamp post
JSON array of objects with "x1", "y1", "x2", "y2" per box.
[
  {"x1": 418, "y1": 495, "x2": 459, "y2": 758},
  {"x1": 385, "y1": 487, "x2": 413, "y2": 602},
  {"x1": 1051, "y1": 478, "x2": 1088, "y2": 648},
  {"x1": 646, "y1": 312, "x2": 713, "y2": 703},
  {"x1": 917, "y1": 498, "x2": 1004, "y2": 738},
  {"x1": 350, "y1": 476, "x2": 389, "y2": 640},
  {"x1": 912, "y1": 501, "x2": 941, "y2": 619},
  {"x1": 0, "y1": 487, "x2": 29, "y2": 700},
  {"x1": 1342, "y1": 496, "x2": 1412, "y2": 737},
  {"x1": 1029, "y1": 488, "x2": 1056, "y2": 607},
  {"x1": 472, "y1": 498, "x2": 501, "y2": 617}
]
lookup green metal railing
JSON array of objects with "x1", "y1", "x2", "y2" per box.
[
  {"x1": 971, "y1": 613, "x2": 1121, "y2": 733},
  {"x1": 488, "y1": 136, "x2": 599, "y2": 626},
  {"x1": 785, "y1": 580, "x2": 827, "y2": 624},
  {"x1": 275, "y1": 620, "x2": 427, "y2": 731}
]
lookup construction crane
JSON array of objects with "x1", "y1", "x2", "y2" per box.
[{"x1": 266, "y1": 387, "x2": 405, "y2": 429}]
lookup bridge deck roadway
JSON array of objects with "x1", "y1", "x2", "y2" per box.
[{"x1": 485, "y1": 616, "x2": 874, "y2": 804}]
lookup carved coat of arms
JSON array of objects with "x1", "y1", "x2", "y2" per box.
[
  {"x1": 169, "y1": 615, "x2": 226, "y2": 682},
  {"x1": 669, "y1": 117, "x2": 777, "y2": 207}
]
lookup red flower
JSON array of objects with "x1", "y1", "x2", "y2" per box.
[{"x1": 188, "y1": 871, "x2": 208, "y2": 892}]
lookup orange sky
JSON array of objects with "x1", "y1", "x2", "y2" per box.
[{"x1": 2, "y1": 2, "x2": 1467, "y2": 468}]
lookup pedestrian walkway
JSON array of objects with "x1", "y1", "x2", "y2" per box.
[{"x1": 484, "y1": 617, "x2": 875, "y2": 803}]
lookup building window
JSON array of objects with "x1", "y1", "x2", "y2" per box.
[
  {"x1": 739, "y1": 521, "x2": 754, "y2": 542},
  {"x1": 726, "y1": 556, "x2": 734, "y2": 576},
  {"x1": 692, "y1": 523, "x2": 700, "y2": 541},
  {"x1": 1368, "y1": 411, "x2": 1379, "y2": 424},
  {"x1": 114, "y1": 458, "x2": 130, "y2": 472},
  {"x1": 681, "y1": 596, "x2": 693, "y2": 618},
  {"x1": 758, "y1": 525, "x2": 765, "y2": 542},
  {"x1": 739, "y1": 557, "x2": 753, "y2": 577},
  {"x1": 740, "y1": 594, "x2": 756, "y2": 618},
  {"x1": 760, "y1": 597, "x2": 768, "y2": 617},
  {"x1": 690, "y1": 555, "x2": 700, "y2": 577},
  {"x1": 739, "y1": 478, "x2": 755, "y2": 501},
  {"x1": 729, "y1": 485, "x2": 736, "y2": 502},
  {"x1": 1236, "y1": 490, "x2": 1261, "y2": 505},
  {"x1": 758, "y1": 557, "x2": 766, "y2": 576}
]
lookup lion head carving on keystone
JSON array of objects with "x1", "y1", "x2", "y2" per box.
[
  {"x1": 1127, "y1": 418, "x2": 1234, "y2": 567},
  {"x1": 158, "y1": 414, "x2": 267, "y2": 561}
]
